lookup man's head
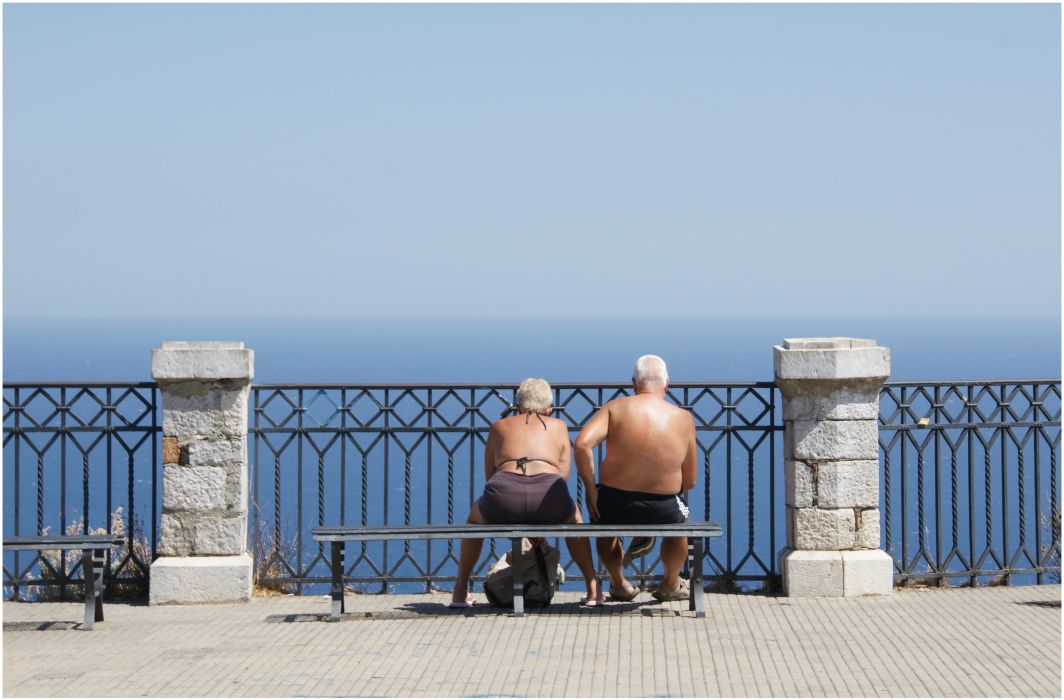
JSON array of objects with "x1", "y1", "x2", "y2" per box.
[
  {"x1": 516, "y1": 378, "x2": 553, "y2": 414},
  {"x1": 632, "y1": 355, "x2": 669, "y2": 391}
]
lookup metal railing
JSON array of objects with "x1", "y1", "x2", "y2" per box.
[
  {"x1": 2, "y1": 383, "x2": 160, "y2": 600},
  {"x1": 879, "y1": 380, "x2": 1061, "y2": 584},
  {"x1": 250, "y1": 382, "x2": 783, "y2": 592},
  {"x1": 5, "y1": 378, "x2": 1058, "y2": 598}
]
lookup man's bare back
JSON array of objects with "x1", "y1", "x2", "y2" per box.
[
  {"x1": 596, "y1": 393, "x2": 695, "y2": 495},
  {"x1": 572, "y1": 355, "x2": 696, "y2": 600}
]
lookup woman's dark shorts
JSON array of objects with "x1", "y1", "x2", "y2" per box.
[
  {"x1": 595, "y1": 483, "x2": 689, "y2": 524},
  {"x1": 478, "y1": 471, "x2": 575, "y2": 524}
]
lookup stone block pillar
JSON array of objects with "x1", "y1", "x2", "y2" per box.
[
  {"x1": 149, "y1": 341, "x2": 254, "y2": 604},
  {"x1": 775, "y1": 337, "x2": 893, "y2": 596}
]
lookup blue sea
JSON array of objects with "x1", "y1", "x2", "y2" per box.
[{"x1": 3, "y1": 315, "x2": 1061, "y2": 383}]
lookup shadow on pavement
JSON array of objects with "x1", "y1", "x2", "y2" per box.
[
  {"x1": 262, "y1": 598, "x2": 681, "y2": 622},
  {"x1": 4, "y1": 620, "x2": 81, "y2": 632}
]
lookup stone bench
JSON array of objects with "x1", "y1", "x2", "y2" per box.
[
  {"x1": 4, "y1": 534, "x2": 125, "y2": 630},
  {"x1": 313, "y1": 522, "x2": 723, "y2": 619}
]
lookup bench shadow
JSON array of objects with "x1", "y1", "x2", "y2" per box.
[
  {"x1": 3, "y1": 620, "x2": 82, "y2": 632},
  {"x1": 397, "y1": 599, "x2": 655, "y2": 617},
  {"x1": 262, "y1": 599, "x2": 674, "y2": 623},
  {"x1": 1018, "y1": 600, "x2": 1061, "y2": 609}
]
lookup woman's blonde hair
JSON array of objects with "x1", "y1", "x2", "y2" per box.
[{"x1": 516, "y1": 378, "x2": 552, "y2": 413}]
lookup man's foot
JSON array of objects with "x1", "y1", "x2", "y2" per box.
[
  {"x1": 651, "y1": 577, "x2": 690, "y2": 602},
  {"x1": 607, "y1": 580, "x2": 640, "y2": 602},
  {"x1": 622, "y1": 537, "x2": 656, "y2": 566}
]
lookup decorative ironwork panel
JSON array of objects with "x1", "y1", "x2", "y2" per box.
[
  {"x1": 3, "y1": 383, "x2": 160, "y2": 600},
  {"x1": 250, "y1": 382, "x2": 783, "y2": 593},
  {"x1": 879, "y1": 380, "x2": 1061, "y2": 585}
]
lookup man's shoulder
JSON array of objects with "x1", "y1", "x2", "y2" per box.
[
  {"x1": 604, "y1": 394, "x2": 638, "y2": 410},
  {"x1": 664, "y1": 400, "x2": 696, "y2": 424}
]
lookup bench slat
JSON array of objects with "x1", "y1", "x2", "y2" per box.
[
  {"x1": 312, "y1": 523, "x2": 722, "y2": 542},
  {"x1": 4, "y1": 535, "x2": 125, "y2": 551}
]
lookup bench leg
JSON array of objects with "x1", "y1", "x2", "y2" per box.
[
  {"x1": 690, "y1": 537, "x2": 705, "y2": 618},
  {"x1": 511, "y1": 537, "x2": 524, "y2": 618},
  {"x1": 330, "y1": 542, "x2": 345, "y2": 622},
  {"x1": 82, "y1": 549, "x2": 95, "y2": 631},
  {"x1": 686, "y1": 538, "x2": 695, "y2": 610},
  {"x1": 93, "y1": 549, "x2": 106, "y2": 622}
]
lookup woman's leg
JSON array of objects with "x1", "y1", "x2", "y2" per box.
[
  {"x1": 451, "y1": 502, "x2": 487, "y2": 604},
  {"x1": 564, "y1": 506, "x2": 600, "y2": 600}
]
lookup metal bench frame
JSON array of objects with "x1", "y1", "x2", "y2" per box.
[
  {"x1": 4, "y1": 535, "x2": 124, "y2": 630},
  {"x1": 313, "y1": 522, "x2": 722, "y2": 620}
]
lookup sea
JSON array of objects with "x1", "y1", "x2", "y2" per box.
[
  {"x1": 3, "y1": 314, "x2": 1061, "y2": 383},
  {"x1": 3, "y1": 315, "x2": 1061, "y2": 593}
]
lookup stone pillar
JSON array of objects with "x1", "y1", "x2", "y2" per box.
[
  {"x1": 149, "y1": 341, "x2": 254, "y2": 604},
  {"x1": 775, "y1": 337, "x2": 893, "y2": 597}
]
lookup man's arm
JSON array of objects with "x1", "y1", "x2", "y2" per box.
[
  {"x1": 573, "y1": 406, "x2": 609, "y2": 520},
  {"x1": 681, "y1": 414, "x2": 697, "y2": 491}
]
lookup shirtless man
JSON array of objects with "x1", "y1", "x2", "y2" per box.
[
  {"x1": 573, "y1": 355, "x2": 697, "y2": 602},
  {"x1": 450, "y1": 378, "x2": 600, "y2": 607}
]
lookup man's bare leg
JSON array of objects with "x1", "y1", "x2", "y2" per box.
[
  {"x1": 563, "y1": 508, "x2": 600, "y2": 600},
  {"x1": 658, "y1": 536, "x2": 688, "y2": 591},
  {"x1": 596, "y1": 537, "x2": 637, "y2": 598},
  {"x1": 451, "y1": 503, "x2": 486, "y2": 605}
]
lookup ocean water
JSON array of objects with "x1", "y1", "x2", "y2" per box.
[{"x1": 3, "y1": 315, "x2": 1061, "y2": 383}]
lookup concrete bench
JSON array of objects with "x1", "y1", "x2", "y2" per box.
[
  {"x1": 312, "y1": 522, "x2": 723, "y2": 619},
  {"x1": 4, "y1": 534, "x2": 125, "y2": 630}
]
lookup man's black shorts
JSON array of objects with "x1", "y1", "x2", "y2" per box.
[{"x1": 595, "y1": 483, "x2": 689, "y2": 524}]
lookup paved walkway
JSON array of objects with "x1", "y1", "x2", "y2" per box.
[{"x1": 3, "y1": 585, "x2": 1060, "y2": 697}]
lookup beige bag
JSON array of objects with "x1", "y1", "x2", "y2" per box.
[{"x1": 483, "y1": 538, "x2": 564, "y2": 608}]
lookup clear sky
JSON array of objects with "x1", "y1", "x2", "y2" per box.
[{"x1": 4, "y1": 3, "x2": 1060, "y2": 319}]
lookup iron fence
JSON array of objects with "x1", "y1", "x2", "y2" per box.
[
  {"x1": 5, "y1": 377, "x2": 1058, "y2": 599},
  {"x1": 879, "y1": 380, "x2": 1061, "y2": 584},
  {"x1": 250, "y1": 382, "x2": 783, "y2": 593},
  {"x1": 2, "y1": 383, "x2": 160, "y2": 600}
]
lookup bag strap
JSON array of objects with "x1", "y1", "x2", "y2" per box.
[{"x1": 531, "y1": 543, "x2": 551, "y2": 582}]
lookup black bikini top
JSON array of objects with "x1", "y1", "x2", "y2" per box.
[
  {"x1": 495, "y1": 456, "x2": 558, "y2": 474},
  {"x1": 493, "y1": 410, "x2": 554, "y2": 474}
]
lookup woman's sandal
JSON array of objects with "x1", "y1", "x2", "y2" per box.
[
  {"x1": 651, "y1": 577, "x2": 690, "y2": 602},
  {"x1": 579, "y1": 593, "x2": 606, "y2": 607},
  {"x1": 448, "y1": 595, "x2": 475, "y2": 609},
  {"x1": 607, "y1": 581, "x2": 640, "y2": 602}
]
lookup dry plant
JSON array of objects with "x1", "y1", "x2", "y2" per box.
[
  {"x1": 252, "y1": 516, "x2": 300, "y2": 596},
  {"x1": 32, "y1": 507, "x2": 151, "y2": 601},
  {"x1": 1040, "y1": 504, "x2": 1061, "y2": 584}
]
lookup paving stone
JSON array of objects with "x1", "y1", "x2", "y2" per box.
[{"x1": 2, "y1": 586, "x2": 1059, "y2": 698}]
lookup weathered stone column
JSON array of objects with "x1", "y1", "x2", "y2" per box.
[
  {"x1": 776, "y1": 338, "x2": 893, "y2": 596},
  {"x1": 149, "y1": 341, "x2": 253, "y2": 604}
]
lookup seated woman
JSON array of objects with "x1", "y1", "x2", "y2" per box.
[{"x1": 450, "y1": 378, "x2": 602, "y2": 607}]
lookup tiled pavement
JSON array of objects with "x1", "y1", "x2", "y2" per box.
[{"x1": 3, "y1": 585, "x2": 1060, "y2": 697}]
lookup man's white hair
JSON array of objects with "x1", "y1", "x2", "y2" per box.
[
  {"x1": 633, "y1": 355, "x2": 669, "y2": 388},
  {"x1": 516, "y1": 378, "x2": 552, "y2": 413}
]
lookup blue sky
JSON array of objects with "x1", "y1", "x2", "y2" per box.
[{"x1": 4, "y1": 3, "x2": 1060, "y2": 319}]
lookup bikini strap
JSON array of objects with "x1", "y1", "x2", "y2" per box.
[
  {"x1": 523, "y1": 411, "x2": 548, "y2": 430},
  {"x1": 495, "y1": 456, "x2": 557, "y2": 474}
]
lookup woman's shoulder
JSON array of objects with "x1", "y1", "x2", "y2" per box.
[{"x1": 544, "y1": 414, "x2": 571, "y2": 433}]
